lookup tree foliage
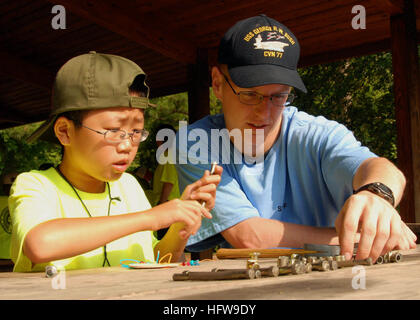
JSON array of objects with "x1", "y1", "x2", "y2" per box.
[
  {"x1": 295, "y1": 52, "x2": 397, "y2": 162},
  {"x1": 135, "y1": 89, "x2": 222, "y2": 172},
  {"x1": 0, "y1": 123, "x2": 61, "y2": 178}
]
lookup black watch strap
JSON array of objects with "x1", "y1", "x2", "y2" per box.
[{"x1": 353, "y1": 182, "x2": 395, "y2": 207}]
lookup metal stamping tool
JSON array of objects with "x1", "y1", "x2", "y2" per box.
[
  {"x1": 389, "y1": 251, "x2": 403, "y2": 263},
  {"x1": 291, "y1": 261, "x2": 306, "y2": 274},
  {"x1": 173, "y1": 269, "x2": 259, "y2": 281},
  {"x1": 336, "y1": 257, "x2": 373, "y2": 268},
  {"x1": 277, "y1": 256, "x2": 292, "y2": 275},
  {"x1": 247, "y1": 252, "x2": 260, "y2": 270},
  {"x1": 214, "y1": 266, "x2": 278, "y2": 277},
  {"x1": 201, "y1": 162, "x2": 218, "y2": 212},
  {"x1": 276, "y1": 254, "x2": 311, "y2": 275},
  {"x1": 45, "y1": 265, "x2": 58, "y2": 278},
  {"x1": 277, "y1": 256, "x2": 290, "y2": 268},
  {"x1": 311, "y1": 260, "x2": 330, "y2": 272},
  {"x1": 375, "y1": 255, "x2": 384, "y2": 264},
  {"x1": 303, "y1": 243, "x2": 341, "y2": 257},
  {"x1": 321, "y1": 256, "x2": 338, "y2": 270},
  {"x1": 304, "y1": 263, "x2": 313, "y2": 273}
]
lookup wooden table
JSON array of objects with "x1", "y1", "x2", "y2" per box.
[{"x1": 0, "y1": 248, "x2": 419, "y2": 301}]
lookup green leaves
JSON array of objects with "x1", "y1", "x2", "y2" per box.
[
  {"x1": 0, "y1": 122, "x2": 61, "y2": 194},
  {"x1": 296, "y1": 52, "x2": 397, "y2": 162}
]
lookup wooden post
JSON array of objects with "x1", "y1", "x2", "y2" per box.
[
  {"x1": 390, "y1": 0, "x2": 420, "y2": 223},
  {"x1": 188, "y1": 48, "x2": 210, "y2": 124},
  {"x1": 187, "y1": 48, "x2": 212, "y2": 260}
]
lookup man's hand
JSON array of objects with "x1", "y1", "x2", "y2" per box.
[
  {"x1": 335, "y1": 191, "x2": 417, "y2": 262},
  {"x1": 181, "y1": 164, "x2": 223, "y2": 210},
  {"x1": 154, "y1": 164, "x2": 222, "y2": 239}
]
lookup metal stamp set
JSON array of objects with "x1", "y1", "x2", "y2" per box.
[{"x1": 172, "y1": 244, "x2": 403, "y2": 281}]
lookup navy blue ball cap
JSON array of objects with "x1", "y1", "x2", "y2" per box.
[{"x1": 218, "y1": 14, "x2": 307, "y2": 93}]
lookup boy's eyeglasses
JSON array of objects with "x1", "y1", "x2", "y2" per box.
[
  {"x1": 78, "y1": 123, "x2": 149, "y2": 145},
  {"x1": 222, "y1": 73, "x2": 295, "y2": 107}
]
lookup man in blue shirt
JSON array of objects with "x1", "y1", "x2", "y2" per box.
[{"x1": 174, "y1": 15, "x2": 416, "y2": 262}]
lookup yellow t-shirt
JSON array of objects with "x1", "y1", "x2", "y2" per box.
[
  {"x1": 149, "y1": 162, "x2": 180, "y2": 207},
  {"x1": 9, "y1": 168, "x2": 158, "y2": 272},
  {"x1": 0, "y1": 196, "x2": 11, "y2": 259}
]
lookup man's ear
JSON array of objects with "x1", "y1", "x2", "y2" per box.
[
  {"x1": 211, "y1": 66, "x2": 224, "y2": 101},
  {"x1": 54, "y1": 116, "x2": 73, "y2": 146}
]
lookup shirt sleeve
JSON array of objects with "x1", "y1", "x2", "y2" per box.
[
  {"x1": 319, "y1": 121, "x2": 377, "y2": 209},
  {"x1": 9, "y1": 172, "x2": 61, "y2": 272}
]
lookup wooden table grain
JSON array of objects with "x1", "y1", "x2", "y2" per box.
[{"x1": 0, "y1": 248, "x2": 419, "y2": 300}]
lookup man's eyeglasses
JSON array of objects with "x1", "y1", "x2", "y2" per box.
[
  {"x1": 222, "y1": 74, "x2": 295, "y2": 107},
  {"x1": 78, "y1": 123, "x2": 149, "y2": 145}
]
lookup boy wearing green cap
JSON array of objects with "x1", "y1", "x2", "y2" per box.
[{"x1": 9, "y1": 51, "x2": 222, "y2": 272}]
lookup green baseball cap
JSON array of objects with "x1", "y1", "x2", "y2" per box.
[{"x1": 28, "y1": 51, "x2": 154, "y2": 144}]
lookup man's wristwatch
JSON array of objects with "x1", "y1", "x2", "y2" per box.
[{"x1": 353, "y1": 182, "x2": 395, "y2": 207}]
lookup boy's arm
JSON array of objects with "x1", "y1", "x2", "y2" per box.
[
  {"x1": 24, "y1": 167, "x2": 222, "y2": 264},
  {"x1": 23, "y1": 199, "x2": 209, "y2": 264}
]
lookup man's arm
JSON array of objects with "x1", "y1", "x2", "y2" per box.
[
  {"x1": 221, "y1": 217, "x2": 341, "y2": 249},
  {"x1": 353, "y1": 157, "x2": 406, "y2": 204},
  {"x1": 335, "y1": 157, "x2": 417, "y2": 261}
]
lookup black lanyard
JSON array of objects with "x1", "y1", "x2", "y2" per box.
[{"x1": 55, "y1": 167, "x2": 114, "y2": 267}]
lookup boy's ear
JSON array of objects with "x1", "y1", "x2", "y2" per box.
[
  {"x1": 211, "y1": 66, "x2": 224, "y2": 101},
  {"x1": 54, "y1": 117, "x2": 73, "y2": 146}
]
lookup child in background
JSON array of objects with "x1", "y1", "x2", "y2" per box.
[{"x1": 150, "y1": 123, "x2": 180, "y2": 239}]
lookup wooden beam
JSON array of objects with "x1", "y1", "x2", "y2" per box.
[
  {"x1": 0, "y1": 50, "x2": 54, "y2": 91},
  {"x1": 298, "y1": 29, "x2": 420, "y2": 68},
  {"x1": 50, "y1": 0, "x2": 196, "y2": 64},
  {"x1": 390, "y1": 0, "x2": 420, "y2": 223},
  {"x1": 149, "y1": 84, "x2": 189, "y2": 99},
  {"x1": 299, "y1": 38, "x2": 391, "y2": 68},
  {"x1": 188, "y1": 48, "x2": 210, "y2": 124},
  {"x1": 0, "y1": 105, "x2": 33, "y2": 126},
  {"x1": 370, "y1": 0, "x2": 404, "y2": 15}
]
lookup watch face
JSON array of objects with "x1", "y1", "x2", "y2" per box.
[
  {"x1": 354, "y1": 182, "x2": 395, "y2": 206},
  {"x1": 368, "y1": 183, "x2": 394, "y2": 205}
]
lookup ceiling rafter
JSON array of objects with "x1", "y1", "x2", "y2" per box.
[
  {"x1": 0, "y1": 105, "x2": 33, "y2": 126},
  {"x1": 49, "y1": 0, "x2": 197, "y2": 64},
  {"x1": 369, "y1": 0, "x2": 404, "y2": 15},
  {"x1": 0, "y1": 49, "x2": 54, "y2": 91}
]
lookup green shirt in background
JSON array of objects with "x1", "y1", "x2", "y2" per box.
[
  {"x1": 0, "y1": 196, "x2": 11, "y2": 259},
  {"x1": 149, "y1": 162, "x2": 180, "y2": 207}
]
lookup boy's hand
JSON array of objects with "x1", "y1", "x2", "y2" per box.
[
  {"x1": 152, "y1": 165, "x2": 222, "y2": 239},
  {"x1": 153, "y1": 199, "x2": 211, "y2": 239}
]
